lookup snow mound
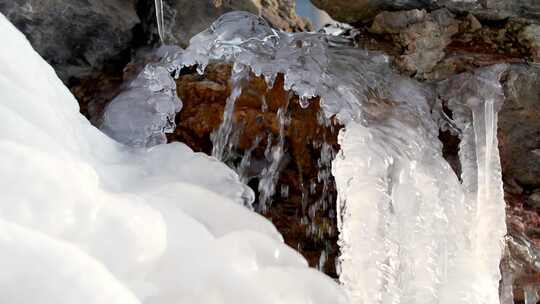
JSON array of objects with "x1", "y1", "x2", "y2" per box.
[{"x1": 0, "y1": 13, "x2": 347, "y2": 304}]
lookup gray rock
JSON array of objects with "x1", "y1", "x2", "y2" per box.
[
  {"x1": 370, "y1": 9, "x2": 427, "y2": 34},
  {"x1": 0, "y1": 0, "x2": 139, "y2": 82},
  {"x1": 260, "y1": 0, "x2": 310, "y2": 32},
  {"x1": 499, "y1": 64, "x2": 540, "y2": 189},
  {"x1": 1, "y1": 0, "x2": 307, "y2": 83},
  {"x1": 527, "y1": 191, "x2": 540, "y2": 209},
  {"x1": 518, "y1": 24, "x2": 540, "y2": 62},
  {"x1": 370, "y1": 9, "x2": 459, "y2": 78},
  {"x1": 312, "y1": 0, "x2": 540, "y2": 23},
  {"x1": 465, "y1": 13, "x2": 482, "y2": 32}
]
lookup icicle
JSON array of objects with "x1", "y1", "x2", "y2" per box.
[
  {"x1": 101, "y1": 64, "x2": 182, "y2": 147},
  {"x1": 438, "y1": 64, "x2": 508, "y2": 304},
  {"x1": 281, "y1": 184, "x2": 289, "y2": 198},
  {"x1": 154, "y1": 0, "x2": 165, "y2": 43},
  {"x1": 500, "y1": 245, "x2": 516, "y2": 304},
  {"x1": 299, "y1": 95, "x2": 310, "y2": 109},
  {"x1": 318, "y1": 250, "x2": 327, "y2": 271}
]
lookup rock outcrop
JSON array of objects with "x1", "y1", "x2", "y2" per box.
[
  {"x1": 0, "y1": 0, "x2": 140, "y2": 82},
  {"x1": 369, "y1": 8, "x2": 460, "y2": 78},
  {"x1": 356, "y1": 8, "x2": 535, "y2": 80},
  {"x1": 312, "y1": 0, "x2": 540, "y2": 24}
]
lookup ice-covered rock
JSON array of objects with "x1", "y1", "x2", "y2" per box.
[{"x1": 100, "y1": 62, "x2": 182, "y2": 147}]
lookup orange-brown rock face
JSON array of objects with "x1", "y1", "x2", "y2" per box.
[{"x1": 167, "y1": 62, "x2": 343, "y2": 276}]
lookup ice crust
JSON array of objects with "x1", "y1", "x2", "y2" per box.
[
  {"x1": 164, "y1": 14, "x2": 506, "y2": 304},
  {"x1": 101, "y1": 63, "x2": 182, "y2": 147},
  {"x1": 0, "y1": 13, "x2": 347, "y2": 304},
  {"x1": 166, "y1": 11, "x2": 397, "y2": 123}
]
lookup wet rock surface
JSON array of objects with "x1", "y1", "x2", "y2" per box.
[
  {"x1": 499, "y1": 66, "x2": 540, "y2": 300},
  {"x1": 500, "y1": 65, "x2": 540, "y2": 194},
  {"x1": 167, "y1": 63, "x2": 342, "y2": 275}
]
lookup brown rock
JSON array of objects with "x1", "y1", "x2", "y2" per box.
[{"x1": 168, "y1": 62, "x2": 343, "y2": 276}]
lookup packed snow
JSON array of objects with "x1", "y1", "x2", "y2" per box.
[{"x1": 0, "y1": 13, "x2": 347, "y2": 304}]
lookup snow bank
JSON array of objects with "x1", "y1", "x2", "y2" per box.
[{"x1": 0, "y1": 13, "x2": 347, "y2": 304}]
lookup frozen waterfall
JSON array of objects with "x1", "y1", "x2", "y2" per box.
[
  {"x1": 0, "y1": 8, "x2": 511, "y2": 304},
  {"x1": 154, "y1": 11, "x2": 506, "y2": 303}
]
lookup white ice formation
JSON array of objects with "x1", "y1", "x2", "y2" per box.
[
  {"x1": 101, "y1": 63, "x2": 181, "y2": 147},
  {"x1": 333, "y1": 65, "x2": 507, "y2": 304},
  {"x1": 0, "y1": 13, "x2": 347, "y2": 304}
]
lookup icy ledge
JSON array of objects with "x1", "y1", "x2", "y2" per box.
[{"x1": 0, "y1": 13, "x2": 347, "y2": 304}]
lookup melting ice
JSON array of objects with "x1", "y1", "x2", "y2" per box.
[
  {"x1": 152, "y1": 11, "x2": 506, "y2": 304},
  {"x1": 29, "y1": 7, "x2": 511, "y2": 304}
]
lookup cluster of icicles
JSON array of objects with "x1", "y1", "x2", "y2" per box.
[{"x1": 101, "y1": 10, "x2": 514, "y2": 304}]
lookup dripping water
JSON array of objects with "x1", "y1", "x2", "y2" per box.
[
  {"x1": 257, "y1": 105, "x2": 290, "y2": 212},
  {"x1": 211, "y1": 63, "x2": 249, "y2": 161}
]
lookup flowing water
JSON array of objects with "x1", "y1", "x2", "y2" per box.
[
  {"x1": 102, "y1": 11, "x2": 511, "y2": 304},
  {"x1": 210, "y1": 62, "x2": 249, "y2": 161},
  {"x1": 257, "y1": 105, "x2": 290, "y2": 212}
]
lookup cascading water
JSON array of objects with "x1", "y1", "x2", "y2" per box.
[
  {"x1": 100, "y1": 11, "x2": 511, "y2": 303},
  {"x1": 210, "y1": 62, "x2": 249, "y2": 161},
  {"x1": 257, "y1": 105, "x2": 290, "y2": 212}
]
